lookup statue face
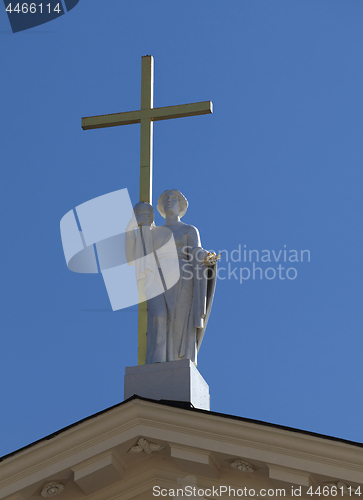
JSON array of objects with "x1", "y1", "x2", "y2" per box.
[{"x1": 163, "y1": 191, "x2": 179, "y2": 217}]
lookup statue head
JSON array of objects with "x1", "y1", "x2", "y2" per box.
[{"x1": 157, "y1": 189, "x2": 188, "y2": 219}]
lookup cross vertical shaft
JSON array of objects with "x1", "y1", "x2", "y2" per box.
[
  {"x1": 140, "y1": 55, "x2": 154, "y2": 204},
  {"x1": 138, "y1": 55, "x2": 154, "y2": 365}
]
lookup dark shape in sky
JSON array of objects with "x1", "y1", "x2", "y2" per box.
[
  {"x1": 3, "y1": 0, "x2": 80, "y2": 33},
  {"x1": 64, "y1": 0, "x2": 79, "y2": 12}
]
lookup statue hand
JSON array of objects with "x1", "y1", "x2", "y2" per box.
[
  {"x1": 126, "y1": 213, "x2": 153, "y2": 231},
  {"x1": 136, "y1": 213, "x2": 153, "y2": 226},
  {"x1": 202, "y1": 252, "x2": 221, "y2": 266}
]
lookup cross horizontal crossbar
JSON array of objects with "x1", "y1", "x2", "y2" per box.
[{"x1": 82, "y1": 101, "x2": 213, "y2": 130}]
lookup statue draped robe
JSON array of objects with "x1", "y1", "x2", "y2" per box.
[{"x1": 126, "y1": 222, "x2": 217, "y2": 365}]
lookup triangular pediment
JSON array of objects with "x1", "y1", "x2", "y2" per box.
[{"x1": 1, "y1": 398, "x2": 362, "y2": 500}]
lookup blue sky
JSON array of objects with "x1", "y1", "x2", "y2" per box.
[{"x1": 1, "y1": 0, "x2": 363, "y2": 457}]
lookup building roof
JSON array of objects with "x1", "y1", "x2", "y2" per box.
[
  {"x1": 1, "y1": 394, "x2": 362, "y2": 464},
  {"x1": 1, "y1": 396, "x2": 362, "y2": 500}
]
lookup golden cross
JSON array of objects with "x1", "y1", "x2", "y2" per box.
[{"x1": 81, "y1": 55, "x2": 213, "y2": 365}]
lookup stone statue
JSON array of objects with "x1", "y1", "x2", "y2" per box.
[{"x1": 125, "y1": 190, "x2": 219, "y2": 365}]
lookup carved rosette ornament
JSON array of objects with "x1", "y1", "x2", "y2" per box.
[
  {"x1": 128, "y1": 437, "x2": 164, "y2": 454},
  {"x1": 40, "y1": 483, "x2": 64, "y2": 498},
  {"x1": 231, "y1": 460, "x2": 255, "y2": 472}
]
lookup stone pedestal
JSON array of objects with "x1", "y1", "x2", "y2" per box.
[{"x1": 124, "y1": 359, "x2": 210, "y2": 410}]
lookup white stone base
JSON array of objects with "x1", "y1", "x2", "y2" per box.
[{"x1": 124, "y1": 359, "x2": 210, "y2": 410}]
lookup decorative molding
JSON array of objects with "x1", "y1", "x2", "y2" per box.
[
  {"x1": 174, "y1": 476, "x2": 206, "y2": 500},
  {"x1": 231, "y1": 460, "x2": 254, "y2": 472},
  {"x1": 1, "y1": 400, "x2": 362, "y2": 500},
  {"x1": 40, "y1": 483, "x2": 64, "y2": 498},
  {"x1": 268, "y1": 464, "x2": 311, "y2": 487},
  {"x1": 72, "y1": 451, "x2": 124, "y2": 495},
  {"x1": 177, "y1": 475, "x2": 197, "y2": 489},
  {"x1": 128, "y1": 437, "x2": 164, "y2": 454},
  {"x1": 170, "y1": 444, "x2": 220, "y2": 478}
]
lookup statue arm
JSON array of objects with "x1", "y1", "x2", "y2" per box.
[
  {"x1": 187, "y1": 225, "x2": 210, "y2": 263},
  {"x1": 187, "y1": 225, "x2": 202, "y2": 251},
  {"x1": 187, "y1": 225, "x2": 220, "y2": 266}
]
